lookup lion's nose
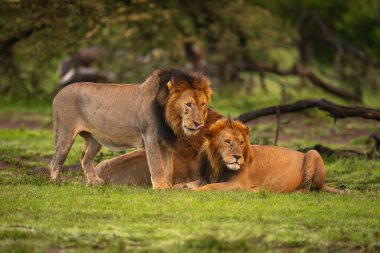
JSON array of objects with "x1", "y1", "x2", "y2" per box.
[
  {"x1": 193, "y1": 121, "x2": 204, "y2": 129},
  {"x1": 233, "y1": 155, "x2": 241, "y2": 160}
]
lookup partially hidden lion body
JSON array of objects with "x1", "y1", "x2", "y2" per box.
[
  {"x1": 50, "y1": 68, "x2": 212, "y2": 188},
  {"x1": 191, "y1": 118, "x2": 349, "y2": 193},
  {"x1": 95, "y1": 109, "x2": 222, "y2": 185}
]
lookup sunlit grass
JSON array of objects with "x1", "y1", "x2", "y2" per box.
[
  {"x1": 0, "y1": 90, "x2": 379, "y2": 252},
  {"x1": 1, "y1": 132, "x2": 379, "y2": 252},
  {"x1": 0, "y1": 181, "x2": 379, "y2": 252}
]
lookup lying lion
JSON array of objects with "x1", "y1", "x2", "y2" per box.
[
  {"x1": 185, "y1": 118, "x2": 349, "y2": 193},
  {"x1": 50, "y1": 68, "x2": 211, "y2": 188}
]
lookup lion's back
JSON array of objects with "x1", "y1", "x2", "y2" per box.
[{"x1": 249, "y1": 145, "x2": 305, "y2": 192}]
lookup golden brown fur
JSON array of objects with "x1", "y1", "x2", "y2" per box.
[
  {"x1": 50, "y1": 68, "x2": 212, "y2": 189},
  {"x1": 190, "y1": 118, "x2": 349, "y2": 193},
  {"x1": 95, "y1": 109, "x2": 222, "y2": 185}
]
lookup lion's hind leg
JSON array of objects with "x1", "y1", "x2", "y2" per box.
[
  {"x1": 300, "y1": 150, "x2": 320, "y2": 190},
  {"x1": 50, "y1": 128, "x2": 76, "y2": 183},
  {"x1": 80, "y1": 132, "x2": 104, "y2": 186},
  {"x1": 301, "y1": 150, "x2": 349, "y2": 194},
  {"x1": 300, "y1": 149, "x2": 329, "y2": 191}
]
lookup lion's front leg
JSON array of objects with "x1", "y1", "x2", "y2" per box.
[
  {"x1": 193, "y1": 182, "x2": 244, "y2": 191},
  {"x1": 160, "y1": 146, "x2": 173, "y2": 187},
  {"x1": 248, "y1": 185, "x2": 262, "y2": 193},
  {"x1": 143, "y1": 134, "x2": 171, "y2": 189},
  {"x1": 173, "y1": 180, "x2": 203, "y2": 189}
]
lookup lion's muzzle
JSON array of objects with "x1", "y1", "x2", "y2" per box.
[
  {"x1": 226, "y1": 162, "x2": 241, "y2": 170},
  {"x1": 183, "y1": 121, "x2": 204, "y2": 135},
  {"x1": 224, "y1": 155, "x2": 244, "y2": 171}
]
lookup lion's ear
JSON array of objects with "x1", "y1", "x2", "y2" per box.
[
  {"x1": 167, "y1": 79, "x2": 183, "y2": 93},
  {"x1": 166, "y1": 81, "x2": 175, "y2": 92},
  {"x1": 244, "y1": 125, "x2": 250, "y2": 135}
]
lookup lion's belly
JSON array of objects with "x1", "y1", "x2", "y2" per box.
[
  {"x1": 72, "y1": 83, "x2": 145, "y2": 150},
  {"x1": 254, "y1": 169, "x2": 303, "y2": 192},
  {"x1": 81, "y1": 115, "x2": 143, "y2": 150},
  {"x1": 91, "y1": 131, "x2": 143, "y2": 151}
]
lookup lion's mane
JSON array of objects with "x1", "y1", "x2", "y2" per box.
[
  {"x1": 153, "y1": 68, "x2": 212, "y2": 146},
  {"x1": 198, "y1": 117, "x2": 251, "y2": 183}
]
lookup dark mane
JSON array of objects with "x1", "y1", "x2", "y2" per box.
[
  {"x1": 157, "y1": 68, "x2": 196, "y2": 89},
  {"x1": 198, "y1": 150, "x2": 214, "y2": 184},
  {"x1": 153, "y1": 68, "x2": 199, "y2": 146},
  {"x1": 198, "y1": 150, "x2": 238, "y2": 184},
  {"x1": 217, "y1": 166, "x2": 238, "y2": 182}
]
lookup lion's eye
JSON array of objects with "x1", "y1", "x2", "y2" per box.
[
  {"x1": 201, "y1": 103, "x2": 206, "y2": 108},
  {"x1": 240, "y1": 141, "x2": 244, "y2": 146},
  {"x1": 186, "y1": 103, "x2": 192, "y2": 109},
  {"x1": 225, "y1": 140, "x2": 231, "y2": 145}
]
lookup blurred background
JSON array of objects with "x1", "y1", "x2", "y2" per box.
[
  {"x1": 1, "y1": 2, "x2": 380, "y2": 251},
  {"x1": 1, "y1": 0, "x2": 379, "y2": 152}
]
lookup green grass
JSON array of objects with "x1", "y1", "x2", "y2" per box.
[
  {"x1": 0, "y1": 90, "x2": 380, "y2": 252},
  {"x1": 1, "y1": 180, "x2": 380, "y2": 252}
]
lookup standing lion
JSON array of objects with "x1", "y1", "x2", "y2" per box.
[{"x1": 50, "y1": 68, "x2": 212, "y2": 189}]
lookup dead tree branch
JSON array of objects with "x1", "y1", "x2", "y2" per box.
[
  {"x1": 274, "y1": 107, "x2": 280, "y2": 146},
  {"x1": 239, "y1": 61, "x2": 362, "y2": 102},
  {"x1": 237, "y1": 98, "x2": 380, "y2": 123},
  {"x1": 300, "y1": 11, "x2": 380, "y2": 67},
  {"x1": 299, "y1": 144, "x2": 367, "y2": 158}
]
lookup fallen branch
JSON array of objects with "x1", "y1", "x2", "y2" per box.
[
  {"x1": 238, "y1": 62, "x2": 362, "y2": 102},
  {"x1": 237, "y1": 99, "x2": 380, "y2": 123},
  {"x1": 299, "y1": 144, "x2": 365, "y2": 158},
  {"x1": 370, "y1": 133, "x2": 380, "y2": 150},
  {"x1": 299, "y1": 143, "x2": 379, "y2": 159}
]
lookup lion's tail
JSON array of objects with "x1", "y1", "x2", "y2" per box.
[{"x1": 321, "y1": 185, "x2": 351, "y2": 194}]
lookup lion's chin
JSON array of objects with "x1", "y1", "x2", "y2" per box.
[
  {"x1": 226, "y1": 163, "x2": 241, "y2": 171},
  {"x1": 183, "y1": 126, "x2": 201, "y2": 136}
]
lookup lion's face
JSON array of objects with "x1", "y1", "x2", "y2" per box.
[
  {"x1": 178, "y1": 89, "x2": 208, "y2": 135},
  {"x1": 165, "y1": 79, "x2": 211, "y2": 136},
  {"x1": 205, "y1": 118, "x2": 250, "y2": 171},
  {"x1": 217, "y1": 127, "x2": 246, "y2": 170}
]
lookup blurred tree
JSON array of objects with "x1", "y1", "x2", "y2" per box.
[
  {"x1": 0, "y1": 0, "x2": 107, "y2": 97},
  {"x1": 258, "y1": 0, "x2": 380, "y2": 95},
  {"x1": 0, "y1": 0, "x2": 379, "y2": 102}
]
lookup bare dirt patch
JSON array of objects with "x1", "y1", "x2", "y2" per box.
[
  {"x1": 0, "y1": 161, "x2": 10, "y2": 169},
  {"x1": 0, "y1": 118, "x2": 42, "y2": 130},
  {"x1": 0, "y1": 111, "x2": 52, "y2": 130},
  {"x1": 28, "y1": 164, "x2": 82, "y2": 177},
  {"x1": 247, "y1": 113, "x2": 378, "y2": 150}
]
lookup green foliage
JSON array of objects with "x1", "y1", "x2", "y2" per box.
[
  {"x1": 2, "y1": 0, "x2": 379, "y2": 100},
  {"x1": 0, "y1": 0, "x2": 106, "y2": 98}
]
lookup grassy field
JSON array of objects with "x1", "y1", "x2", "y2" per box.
[{"x1": 1, "y1": 86, "x2": 380, "y2": 252}]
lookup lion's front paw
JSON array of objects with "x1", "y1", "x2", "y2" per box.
[
  {"x1": 190, "y1": 187, "x2": 204, "y2": 191},
  {"x1": 173, "y1": 182, "x2": 189, "y2": 189},
  {"x1": 50, "y1": 170, "x2": 62, "y2": 184},
  {"x1": 152, "y1": 181, "x2": 172, "y2": 190}
]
